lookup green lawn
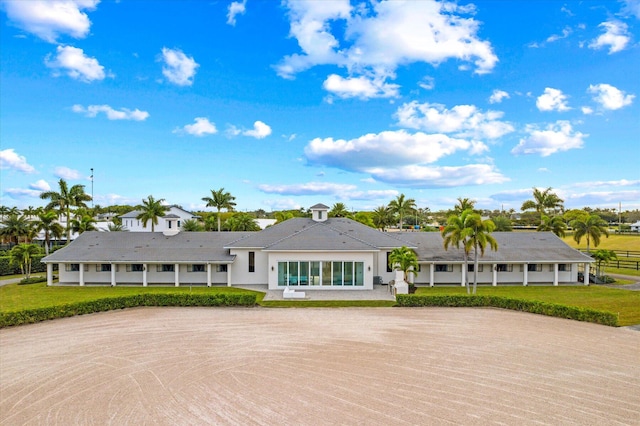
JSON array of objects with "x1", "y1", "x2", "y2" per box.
[
  {"x1": 562, "y1": 233, "x2": 640, "y2": 252},
  {"x1": 0, "y1": 283, "x2": 260, "y2": 313},
  {"x1": 415, "y1": 286, "x2": 640, "y2": 326}
]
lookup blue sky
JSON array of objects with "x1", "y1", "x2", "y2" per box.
[{"x1": 1, "y1": 0, "x2": 639, "y2": 213}]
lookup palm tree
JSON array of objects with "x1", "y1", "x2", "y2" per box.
[
  {"x1": 537, "y1": 215, "x2": 567, "y2": 237},
  {"x1": 182, "y1": 219, "x2": 203, "y2": 232},
  {"x1": 35, "y1": 210, "x2": 64, "y2": 254},
  {"x1": 354, "y1": 212, "x2": 374, "y2": 228},
  {"x1": 571, "y1": 214, "x2": 609, "y2": 253},
  {"x1": 372, "y1": 205, "x2": 393, "y2": 231},
  {"x1": 442, "y1": 209, "x2": 474, "y2": 294},
  {"x1": 71, "y1": 214, "x2": 97, "y2": 235},
  {"x1": 202, "y1": 188, "x2": 236, "y2": 232},
  {"x1": 0, "y1": 205, "x2": 10, "y2": 221},
  {"x1": 22, "y1": 206, "x2": 38, "y2": 218},
  {"x1": 40, "y1": 178, "x2": 92, "y2": 243},
  {"x1": 464, "y1": 213, "x2": 498, "y2": 294},
  {"x1": 388, "y1": 194, "x2": 416, "y2": 231},
  {"x1": 492, "y1": 215, "x2": 512, "y2": 232},
  {"x1": 0, "y1": 214, "x2": 32, "y2": 245},
  {"x1": 329, "y1": 202, "x2": 350, "y2": 218},
  {"x1": 453, "y1": 197, "x2": 476, "y2": 215},
  {"x1": 9, "y1": 243, "x2": 42, "y2": 279},
  {"x1": 591, "y1": 249, "x2": 617, "y2": 277},
  {"x1": 136, "y1": 195, "x2": 169, "y2": 232},
  {"x1": 107, "y1": 223, "x2": 126, "y2": 232},
  {"x1": 224, "y1": 213, "x2": 260, "y2": 231},
  {"x1": 521, "y1": 187, "x2": 564, "y2": 220},
  {"x1": 388, "y1": 246, "x2": 419, "y2": 283}
]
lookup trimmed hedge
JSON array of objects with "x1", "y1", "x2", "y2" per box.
[
  {"x1": 0, "y1": 255, "x2": 52, "y2": 276},
  {"x1": 395, "y1": 294, "x2": 618, "y2": 327},
  {"x1": 0, "y1": 293, "x2": 257, "y2": 328}
]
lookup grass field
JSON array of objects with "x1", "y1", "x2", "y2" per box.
[
  {"x1": 1, "y1": 282, "x2": 638, "y2": 326},
  {"x1": 561, "y1": 233, "x2": 640, "y2": 277}
]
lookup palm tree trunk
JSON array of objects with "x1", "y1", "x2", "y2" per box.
[
  {"x1": 463, "y1": 253, "x2": 470, "y2": 294},
  {"x1": 473, "y1": 246, "x2": 479, "y2": 294},
  {"x1": 217, "y1": 208, "x2": 222, "y2": 232}
]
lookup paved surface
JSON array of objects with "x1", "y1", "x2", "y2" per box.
[
  {"x1": 1, "y1": 308, "x2": 639, "y2": 425},
  {"x1": 262, "y1": 284, "x2": 396, "y2": 301}
]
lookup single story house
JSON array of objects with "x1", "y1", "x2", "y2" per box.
[
  {"x1": 630, "y1": 221, "x2": 640, "y2": 232},
  {"x1": 43, "y1": 204, "x2": 593, "y2": 289}
]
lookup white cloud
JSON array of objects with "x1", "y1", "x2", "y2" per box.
[
  {"x1": 488, "y1": 89, "x2": 509, "y2": 104},
  {"x1": 262, "y1": 198, "x2": 302, "y2": 211},
  {"x1": 621, "y1": 0, "x2": 640, "y2": 19},
  {"x1": 546, "y1": 27, "x2": 572, "y2": 43},
  {"x1": 511, "y1": 120, "x2": 587, "y2": 157},
  {"x1": 175, "y1": 117, "x2": 218, "y2": 137},
  {"x1": 0, "y1": 149, "x2": 36, "y2": 173},
  {"x1": 368, "y1": 164, "x2": 508, "y2": 188},
  {"x1": 565, "y1": 190, "x2": 640, "y2": 208},
  {"x1": 304, "y1": 130, "x2": 477, "y2": 171},
  {"x1": 2, "y1": 0, "x2": 99, "y2": 43},
  {"x1": 581, "y1": 106, "x2": 594, "y2": 115},
  {"x1": 588, "y1": 83, "x2": 635, "y2": 110},
  {"x1": 277, "y1": 0, "x2": 497, "y2": 99},
  {"x1": 395, "y1": 102, "x2": 514, "y2": 140},
  {"x1": 30, "y1": 179, "x2": 51, "y2": 191},
  {"x1": 323, "y1": 74, "x2": 399, "y2": 99},
  {"x1": 160, "y1": 47, "x2": 199, "y2": 86},
  {"x1": 243, "y1": 121, "x2": 272, "y2": 139},
  {"x1": 227, "y1": 0, "x2": 246, "y2": 26},
  {"x1": 570, "y1": 179, "x2": 640, "y2": 188},
  {"x1": 588, "y1": 21, "x2": 630, "y2": 54},
  {"x1": 418, "y1": 76, "x2": 435, "y2": 90},
  {"x1": 45, "y1": 45, "x2": 107, "y2": 82},
  {"x1": 72, "y1": 104, "x2": 149, "y2": 121},
  {"x1": 536, "y1": 87, "x2": 570, "y2": 112},
  {"x1": 54, "y1": 166, "x2": 81, "y2": 179}
]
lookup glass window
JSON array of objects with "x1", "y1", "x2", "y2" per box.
[
  {"x1": 386, "y1": 252, "x2": 392, "y2": 272},
  {"x1": 278, "y1": 262, "x2": 287, "y2": 286},
  {"x1": 101, "y1": 264, "x2": 111, "y2": 272},
  {"x1": 299, "y1": 261, "x2": 309, "y2": 285},
  {"x1": 216, "y1": 264, "x2": 228, "y2": 272},
  {"x1": 355, "y1": 262, "x2": 364, "y2": 286},
  {"x1": 497, "y1": 264, "x2": 512, "y2": 272},
  {"x1": 190, "y1": 264, "x2": 205, "y2": 272},
  {"x1": 66, "y1": 264, "x2": 80, "y2": 272},
  {"x1": 344, "y1": 262, "x2": 353, "y2": 286},
  {"x1": 288, "y1": 261, "x2": 299, "y2": 285},
  {"x1": 249, "y1": 251, "x2": 255, "y2": 273},
  {"x1": 131, "y1": 264, "x2": 144, "y2": 272},
  {"x1": 332, "y1": 261, "x2": 343, "y2": 286},
  {"x1": 160, "y1": 264, "x2": 175, "y2": 272},
  {"x1": 322, "y1": 261, "x2": 332, "y2": 286},
  {"x1": 310, "y1": 261, "x2": 320, "y2": 286},
  {"x1": 435, "y1": 264, "x2": 451, "y2": 272}
]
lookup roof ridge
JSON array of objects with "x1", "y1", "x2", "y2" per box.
[
  {"x1": 263, "y1": 220, "x2": 323, "y2": 249},
  {"x1": 323, "y1": 222, "x2": 380, "y2": 249}
]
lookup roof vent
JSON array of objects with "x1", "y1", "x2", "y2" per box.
[{"x1": 163, "y1": 230, "x2": 179, "y2": 237}]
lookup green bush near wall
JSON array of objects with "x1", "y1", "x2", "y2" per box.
[
  {"x1": 0, "y1": 293, "x2": 257, "y2": 328},
  {"x1": 395, "y1": 294, "x2": 618, "y2": 327}
]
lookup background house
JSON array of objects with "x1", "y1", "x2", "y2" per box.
[{"x1": 120, "y1": 206, "x2": 199, "y2": 232}]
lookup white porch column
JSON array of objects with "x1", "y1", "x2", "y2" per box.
[
  {"x1": 553, "y1": 263, "x2": 559, "y2": 286},
  {"x1": 492, "y1": 264, "x2": 497, "y2": 286},
  {"x1": 174, "y1": 264, "x2": 180, "y2": 287},
  {"x1": 584, "y1": 263, "x2": 590, "y2": 286},
  {"x1": 227, "y1": 265, "x2": 232, "y2": 287},
  {"x1": 47, "y1": 263, "x2": 53, "y2": 286},
  {"x1": 79, "y1": 263, "x2": 84, "y2": 286},
  {"x1": 523, "y1": 264, "x2": 528, "y2": 286},
  {"x1": 143, "y1": 264, "x2": 148, "y2": 287},
  {"x1": 111, "y1": 264, "x2": 116, "y2": 287},
  {"x1": 461, "y1": 264, "x2": 466, "y2": 287},
  {"x1": 429, "y1": 263, "x2": 434, "y2": 287},
  {"x1": 207, "y1": 263, "x2": 212, "y2": 287}
]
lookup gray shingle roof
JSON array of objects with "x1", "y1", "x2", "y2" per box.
[
  {"x1": 43, "y1": 231, "x2": 252, "y2": 263},
  {"x1": 226, "y1": 218, "x2": 410, "y2": 251},
  {"x1": 399, "y1": 232, "x2": 593, "y2": 263}
]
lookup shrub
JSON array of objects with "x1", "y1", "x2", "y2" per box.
[
  {"x1": 0, "y1": 293, "x2": 257, "y2": 328},
  {"x1": 18, "y1": 276, "x2": 49, "y2": 285},
  {"x1": 395, "y1": 294, "x2": 618, "y2": 327}
]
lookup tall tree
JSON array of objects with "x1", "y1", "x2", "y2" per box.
[
  {"x1": 453, "y1": 197, "x2": 476, "y2": 214},
  {"x1": 464, "y1": 213, "x2": 498, "y2": 294},
  {"x1": 40, "y1": 178, "x2": 92, "y2": 243},
  {"x1": 388, "y1": 194, "x2": 416, "y2": 231},
  {"x1": 372, "y1": 205, "x2": 393, "y2": 231},
  {"x1": 591, "y1": 249, "x2": 617, "y2": 277},
  {"x1": 329, "y1": 202, "x2": 350, "y2": 218},
  {"x1": 442, "y1": 209, "x2": 474, "y2": 294},
  {"x1": 491, "y1": 215, "x2": 513, "y2": 232},
  {"x1": 388, "y1": 246, "x2": 419, "y2": 283},
  {"x1": 182, "y1": 219, "x2": 204, "y2": 232},
  {"x1": 35, "y1": 210, "x2": 64, "y2": 254},
  {"x1": 9, "y1": 243, "x2": 42, "y2": 279},
  {"x1": 0, "y1": 214, "x2": 32, "y2": 245},
  {"x1": 71, "y1": 214, "x2": 97, "y2": 235},
  {"x1": 521, "y1": 187, "x2": 564, "y2": 219},
  {"x1": 224, "y1": 213, "x2": 260, "y2": 231},
  {"x1": 202, "y1": 188, "x2": 236, "y2": 232},
  {"x1": 571, "y1": 214, "x2": 609, "y2": 253},
  {"x1": 136, "y1": 195, "x2": 169, "y2": 232},
  {"x1": 537, "y1": 215, "x2": 567, "y2": 237}
]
